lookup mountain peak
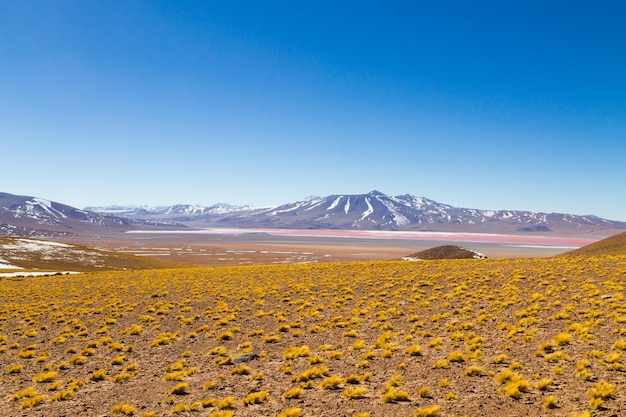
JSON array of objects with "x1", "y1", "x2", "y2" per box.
[{"x1": 367, "y1": 190, "x2": 386, "y2": 197}]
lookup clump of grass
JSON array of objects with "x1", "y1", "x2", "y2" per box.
[
  {"x1": 381, "y1": 389, "x2": 410, "y2": 403},
  {"x1": 283, "y1": 387, "x2": 303, "y2": 399},
  {"x1": 432, "y1": 359, "x2": 449, "y2": 369},
  {"x1": 10, "y1": 386, "x2": 37, "y2": 401},
  {"x1": 216, "y1": 356, "x2": 233, "y2": 365},
  {"x1": 544, "y1": 351, "x2": 569, "y2": 363},
  {"x1": 428, "y1": 337, "x2": 443, "y2": 350},
  {"x1": 405, "y1": 344, "x2": 423, "y2": 356},
  {"x1": 327, "y1": 350, "x2": 344, "y2": 360},
  {"x1": 342, "y1": 386, "x2": 367, "y2": 399},
  {"x1": 463, "y1": 365, "x2": 485, "y2": 377},
  {"x1": 111, "y1": 355, "x2": 127, "y2": 365},
  {"x1": 19, "y1": 394, "x2": 47, "y2": 409},
  {"x1": 345, "y1": 374, "x2": 362, "y2": 384},
  {"x1": 215, "y1": 396, "x2": 235, "y2": 409},
  {"x1": 417, "y1": 386, "x2": 432, "y2": 398},
  {"x1": 612, "y1": 339, "x2": 626, "y2": 350},
  {"x1": 166, "y1": 359, "x2": 186, "y2": 372},
  {"x1": 81, "y1": 347, "x2": 96, "y2": 356},
  {"x1": 171, "y1": 382, "x2": 188, "y2": 395},
  {"x1": 150, "y1": 331, "x2": 179, "y2": 347},
  {"x1": 88, "y1": 369, "x2": 108, "y2": 382},
  {"x1": 50, "y1": 390, "x2": 74, "y2": 401},
  {"x1": 284, "y1": 345, "x2": 311, "y2": 359},
  {"x1": 388, "y1": 374, "x2": 403, "y2": 387},
  {"x1": 444, "y1": 392, "x2": 456, "y2": 400},
  {"x1": 262, "y1": 333, "x2": 280, "y2": 343},
  {"x1": 70, "y1": 355, "x2": 86, "y2": 365},
  {"x1": 230, "y1": 365, "x2": 251, "y2": 375},
  {"x1": 360, "y1": 351, "x2": 376, "y2": 360},
  {"x1": 203, "y1": 381, "x2": 218, "y2": 390},
  {"x1": 553, "y1": 333, "x2": 571, "y2": 345},
  {"x1": 7, "y1": 364, "x2": 24, "y2": 374},
  {"x1": 414, "y1": 406, "x2": 440, "y2": 417},
  {"x1": 536, "y1": 378, "x2": 553, "y2": 391},
  {"x1": 111, "y1": 401, "x2": 137, "y2": 415},
  {"x1": 292, "y1": 366, "x2": 329, "y2": 382},
  {"x1": 491, "y1": 354, "x2": 507, "y2": 364},
  {"x1": 319, "y1": 376, "x2": 343, "y2": 390},
  {"x1": 120, "y1": 325, "x2": 143, "y2": 335},
  {"x1": 447, "y1": 351, "x2": 465, "y2": 363},
  {"x1": 242, "y1": 391, "x2": 268, "y2": 405},
  {"x1": 277, "y1": 409, "x2": 302, "y2": 417},
  {"x1": 113, "y1": 372, "x2": 132, "y2": 383},
  {"x1": 588, "y1": 379, "x2": 615, "y2": 409},
  {"x1": 209, "y1": 346, "x2": 228, "y2": 356},
  {"x1": 543, "y1": 396, "x2": 559, "y2": 409},
  {"x1": 496, "y1": 372, "x2": 531, "y2": 399}
]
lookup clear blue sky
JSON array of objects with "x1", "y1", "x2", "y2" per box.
[{"x1": 1, "y1": 1, "x2": 625, "y2": 220}]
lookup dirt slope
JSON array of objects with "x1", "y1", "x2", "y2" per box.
[
  {"x1": 0, "y1": 237, "x2": 184, "y2": 272},
  {"x1": 559, "y1": 231, "x2": 626, "y2": 257}
]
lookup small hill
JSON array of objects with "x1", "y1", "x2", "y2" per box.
[
  {"x1": 559, "y1": 231, "x2": 626, "y2": 257},
  {"x1": 0, "y1": 237, "x2": 184, "y2": 273},
  {"x1": 403, "y1": 245, "x2": 488, "y2": 260}
]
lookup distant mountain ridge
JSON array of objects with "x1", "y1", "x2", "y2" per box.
[
  {"x1": 0, "y1": 192, "x2": 184, "y2": 237},
  {"x1": 89, "y1": 190, "x2": 626, "y2": 235},
  {"x1": 2, "y1": 191, "x2": 625, "y2": 238}
]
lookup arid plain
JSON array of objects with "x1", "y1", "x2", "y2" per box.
[{"x1": 67, "y1": 228, "x2": 597, "y2": 268}]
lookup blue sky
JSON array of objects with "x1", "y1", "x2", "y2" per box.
[{"x1": 1, "y1": 1, "x2": 625, "y2": 221}]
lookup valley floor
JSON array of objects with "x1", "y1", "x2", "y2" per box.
[{"x1": 64, "y1": 228, "x2": 595, "y2": 267}]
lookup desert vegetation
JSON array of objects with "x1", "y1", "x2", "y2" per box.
[{"x1": 1, "y1": 255, "x2": 626, "y2": 416}]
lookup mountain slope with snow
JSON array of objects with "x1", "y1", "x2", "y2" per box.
[
  {"x1": 0, "y1": 192, "x2": 185, "y2": 237},
  {"x1": 90, "y1": 190, "x2": 626, "y2": 235}
]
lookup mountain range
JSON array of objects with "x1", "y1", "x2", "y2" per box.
[
  {"x1": 87, "y1": 190, "x2": 625, "y2": 236},
  {"x1": 0, "y1": 192, "x2": 184, "y2": 237},
  {"x1": 1, "y1": 190, "x2": 624, "y2": 238}
]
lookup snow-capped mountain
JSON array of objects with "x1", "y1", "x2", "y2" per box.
[
  {"x1": 0, "y1": 193, "x2": 185, "y2": 237},
  {"x1": 87, "y1": 203, "x2": 260, "y2": 221},
  {"x1": 89, "y1": 190, "x2": 626, "y2": 234},
  {"x1": 4, "y1": 191, "x2": 624, "y2": 237},
  {"x1": 202, "y1": 190, "x2": 625, "y2": 233}
]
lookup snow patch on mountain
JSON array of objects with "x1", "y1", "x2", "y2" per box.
[
  {"x1": 376, "y1": 195, "x2": 410, "y2": 226},
  {"x1": 327, "y1": 196, "x2": 342, "y2": 211},
  {"x1": 359, "y1": 198, "x2": 374, "y2": 221}
]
